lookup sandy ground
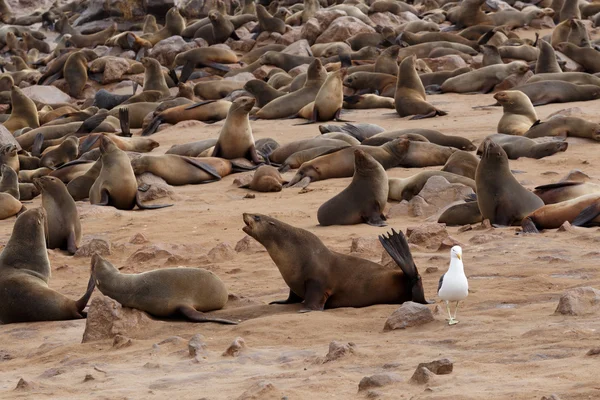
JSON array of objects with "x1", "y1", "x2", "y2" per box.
[{"x1": 0, "y1": 89, "x2": 599, "y2": 399}]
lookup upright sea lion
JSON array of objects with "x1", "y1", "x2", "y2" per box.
[
  {"x1": 317, "y1": 149, "x2": 388, "y2": 227},
  {"x1": 0, "y1": 164, "x2": 19, "y2": 199},
  {"x1": 495, "y1": 90, "x2": 537, "y2": 135},
  {"x1": 476, "y1": 139, "x2": 543, "y2": 226},
  {"x1": 0, "y1": 144, "x2": 19, "y2": 172},
  {"x1": 440, "y1": 61, "x2": 530, "y2": 93},
  {"x1": 296, "y1": 69, "x2": 347, "y2": 123},
  {"x1": 3, "y1": 86, "x2": 39, "y2": 133},
  {"x1": 91, "y1": 254, "x2": 236, "y2": 324},
  {"x1": 143, "y1": 7, "x2": 185, "y2": 45},
  {"x1": 0, "y1": 208, "x2": 95, "y2": 323},
  {"x1": 522, "y1": 193, "x2": 600, "y2": 233},
  {"x1": 441, "y1": 151, "x2": 479, "y2": 179},
  {"x1": 213, "y1": 97, "x2": 260, "y2": 163},
  {"x1": 242, "y1": 214, "x2": 428, "y2": 310},
  {"x1": 254, "y1": 4, "x2": 286, "y2": 35},
  {"x1": 388, "y1": 171, "x2": 476, "y2": 201},
  {"x1": 477, "y1": 134, "x2": 568, "y2": 159},
  {"x1": 194, "y1": 80, "x2": 245, "y2": 100},
  {"x1": 395, "y1": 56, "x2": 447, "y2": 119},
  {"x1": 143, "y1": 15, "x2": 159, "y2": 34},
  {"x1": 39, "y1": 136, "x2": 78, "y2": 168},
  {"x1": 22, "y1": 32, "x2": 50, "y2": 53},
  {"x1": 194, "y1": 11, "x2": 238, "y2": 45},
  {"x1": 239, "y1": 165, "x2": 287, "y2": 192},
  {"x1": 141, "y1": 57, "x2": 170, "y2": 97},
  {"x1": 34, "y1": 176, "x2": 81, "y2": 254},
  {"x1": 535, "y1": 40, "x2": 561, "y2": 74},
  {"x1": 63, "y1": 51, "x2": 89, "y2": 99},
  {"x1": 514, "y1": 81, "x2": 600, "y2": 106},
  {"x1": 560, "y1": 0, "x2": 580, "y2": 20}
]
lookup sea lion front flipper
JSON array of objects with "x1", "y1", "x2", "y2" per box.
[
  {"x1": 178, "y1": 305, "x2": 238, "y2": 325},
  {"x1": 98, "y1": 189, "x2": 111, "y2": 206},
  {"x1": 135, "y1": 185, "x2": 174, "y2": 209},
  {"x1": 521, "y1": 217, "x2": 540, "y2": 234},
  {"x1": 32, "y1": 132, "x2": 44, "y2": 157},
  {"x1": 75, "y1": 266, "x2": 97, "y2": 315},
  {"x1": 179, "y1": 60, "x2": 195, "y2": 83},
  {"x1": 299, "y1": 279, "x2": 328, "y2": 312},
  {"x1": 364, "y1": 213, "x2": 387, "y2": 227},
  {"x1": 534, "y1": 181, "x2": 582, "y2": 190},
  {"x1": 198, "y1": 61, "x2": 231, "y2": 73},
  {"x1": 247, "y1": 144, "x2": 263, "y2": 165},
  {"x1": 141, "y1": 116, "x2": 163, "y2": 136},
  {"x1": 79, "y1": 134, "x2": 102, "y2": 154},
  {"x1": 333, "y1": 108, "x2": 353, "y2": 123},
  {"x1": 184, "y1": 100, "x2": 217, "y2": 110},
  {"x1": 118, "y1": 108, "x2": 131, "y2": 137},
  {"x1": 67, "y1": 230, "x2": 78, "y2": 255},
  {"x1": 269, "y1": 289, "x2": 303, "y2": 305},
  {"x1": 168, "y1": 69, "x2": 179, "y2": 85},
  {"x1": 182, "y1": 157, "x2": 222, "y2": 180},
  {"x1": 572, "y1": 203, "x2": 600, "y2": 227}
]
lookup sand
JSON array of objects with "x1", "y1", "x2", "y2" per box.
[{"x1": 1, "y1": 89, "x2": 600, "y2": 399}]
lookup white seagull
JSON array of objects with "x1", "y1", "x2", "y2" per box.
[{"x1": 437, "y1": 246, "x2": 468, "y2": 325}]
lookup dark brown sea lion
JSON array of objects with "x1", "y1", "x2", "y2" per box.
[
  {"x1": 39, "y1": 136, "x2": 78, "y2": 168},
  {"x1": 535, "y1": 39, "x2": 561, "y2": 74},
  {"x1": 3, "y1": 86, "x2": 39, "y2": 133},
  {"x1": 212, "y1": 97, "x2": 260, "y2": 163},
  {"x1": 534, "y1": 181, "x2": 600, "y2": 204},
  {"x1": 239, "y1": 165, "x2": 287, "y2": 192},
  {"x1": 521, "y1": 193, "x2": 600, "y2": 233},
  {"x1": 441, "y1": 151, "x2": 479, "y2": 179},
  {"x1": 0, "y1": 164, "x2": 19, "y2": 199}
]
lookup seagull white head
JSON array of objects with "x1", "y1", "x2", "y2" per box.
[{"x1": 451, "y1": 246, "x2": 462, "y2": 261}]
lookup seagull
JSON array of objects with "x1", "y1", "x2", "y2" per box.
[{"x1": 437, "y1": 246, "x2": 468, "y2": 325}]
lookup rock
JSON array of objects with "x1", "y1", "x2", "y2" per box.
[
  {"x1": 494, "y1": 70, "x2": 534, "y2": 91},
  {"x1": 406, "y1": 223, "x2": 449, "y2": 250},
  {"x1": 178, "y1": 0, "x2": 226, "y2": 18},
  {"x1": 189, "y1": 334, "x2": 208, "y2": 358},
  {"x1": 541, "y1": 395, "x2": 562, "y2": 400},
  {"x1": 282, "y1": 39, "x2": 312, "y2": 57},
  {"x1": 223, "y1": 337, "x2": 247, "y2": 357},
  {"x1": 0, "y1": 350, "x2": 13, "y2": 361},
  {"x1": 386, "y1": 200, "x2": 410, "y2": 218},
  {"x1": 208, "y1": 242, "x2": 235, "y2": 262},
  {"x1": 417, "y1": 358, "x2": 453, "y2": 375},
  {"x1": 14, "y1": 378, "x2": 37, "y2": 391},
  {"x1": 314, "y1": 9, "x2": 347, "y2": 29},
  {"x1": 440, "y1": 236, "x2": 464, "y2": 250},
  {"x1": 288, "y1": 64, "x2": 309, "y2": 77},
  {"x1": 425, "y1": 267, "x2": 439, "y2": 273},
  {"x1": 127, "y1": 244, "x2": 174, "y2": 263},
  {"x1": 136, "y1": 173, "x2": 177, "y2": 202},
  {"x1": 82, "y1": 295, "x2": 153, "y2": 342},
  {"x1": 369, "y1": 12, "x2": 406, "y2": 27},
  {"x1": 233, "y1": 173, "x2": 254, "y2": 187},
  {"x1": 277, "y1": 27, "x2": 303, "y2": 46},
  {"x1": 74, "y1": 238, "x2": 111, "y2": 257},
  {"x1": 315, "y1": 16, "x2": 376, "y2": 44},
  {"x1": 469, "y1": 234, "x2": 501, "y2": 245},
  {"x1": 554, "y1": 287, "x2": 600, "y2": 316},
  {"x1": 422, "y1": 55, "x2": 468, "y2": 72},
  {"x1": 587, "y1": 347, "x2": 600, "y2": 356},
  {"x1": 227, "y1": 38, "x2": 256, "y2": 52},
  {"x1": 83, "y1": 374, "x2": 95, "y2": 382},
  {"x1": 150, "y1": 36, "x2": 195, "y2": 66},
  {"x1": 143, "y1": 0, "x2": 174, "y2": 16},
  {"x1": 323, "y1": 341, "x2": 356, "y2": 363},
  {"x1": 417, "y1": 176, "x2": 475, "y2": 210},
  {"x1": 235, "y1": 236, "x2": 265, "y2": 253},
  {"x1": 547, "y1": 108, "x2": 585, "y2": 119},
  {"x1": 458, "y1": 225, "x2": 472, "y2": 233},
  {"x1": 301, "y1": 18, "x2": 321, "y2": 44},
  {"x1": 129, "y1": 233, "x2": 149, "y2": 244},
  {"x1": 224, "y1": 72, "x2": 256, "y2": 83},
  {"x1": 236, "y1": 380, "x2": 284, "y2": 400},
  {"x1": 89, "y1": 56, "x2": 131, "y2": 84},
  {"x1": 408, "y1": 196, "x2": 437, "y2": 217},
  {"x1": 21, "y1": 85, "x2": 71, "y2": 104},
  {"x1": 410, "y1": 366, "x2": 435, "y2": 384},
  {"x1": 252, "y1": 65, "x2": 279, "y2": 80},
  {"x1": 350, "y1": 236, "x2": 383, "y2": 256},
  {"x1": 0, "y1": 125, "x2": 21, "y2": 149},
  {"x1": 112, "y1": 334, "x2": 133, "y2": 349},
  {"x1": 384, "y1": 302, "x2": 435, "y2": 331},
  {"x1": 358, "y1": 373, "x2": 401, "y2": 392}
]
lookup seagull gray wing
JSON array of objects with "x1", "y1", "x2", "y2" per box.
[{"x1": 437, "y1": 273, "x2": 445, "y2": 294}]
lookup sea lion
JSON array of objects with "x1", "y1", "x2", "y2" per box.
[
  {"x1": 478, "y1": 134, "x2": 568, "y2": 159},
  {"x1": 343, "y1": 72, "x2": 397, "y2": 98},
  {"x1": 535, "y1": 39, "x2": 561, "y2": 74},
  {"x1": 441, "y1": 151, "x2": 479, "y2": 180},
  {"x1": 560, "y1": 0, "x2": 580, "y2": 20},
  {"x1": 18, "y1": 167, "x2": 52, "y2": 183},
  {"x1": 3, "y1": 86, "x2": 39, "y2": 133},
  {"x1": 343, "y1": 94, "x2": 395, "y2": 109},
  {"x1": 521, "y1": 193, "x2": 600, "y2": 233},
  {"x1": 498, "y1": 45, "x2": 539, "y2": 62},
  {"x1": 18, "y1": 183, "x2": 39, "y2": 200},
  {"x1": 0, "y1": 144, "x2": 19, "y2": 172},
  {"x1": 317, "y1": 149, "x2": 388, "y2": 226},
  {"x1": 447, "y1": 0, "x2": 491, "y2": 28},
  {"x1": 440, "y1": 61, "x2": 530, "y2": 93},
  {"x1": 533, "y1": 181, "x2": 600, "y2": 204},
  {"x1": 420, "y1": 67, "x2": 472, "y2": 87},
  {"x1": 389, "y1": 171, "x2": 476, "y2": 202},
  {"x1": 212, "y1": 97, "x2": 260, "y2": 163},
  {"x1": 194, "y1": 11, "x2": 238, "y2": 45},
  {"x1": 295, "y1": 69, "x2": 347, "y2": 124},
  {"x1": 363, "y1": 129, "x2": 475, "y2": 150},
  {"x1": 279, "y1": 145, "x2": 350, "y2": 171},
  {"x1": 89, "y1": 136, "x2": 171, "y2": 210},
  {"x1": 524, "y1": 116, "x2": 600, "y2": 141},
  {"x1": 174, "y1": 47, "x2": 238, "y2": 81},
  {"x1": 166, "y1": 139, "x2": 218, "y2": 157},
  {"x1": 395, "y1": 56, "x2": 447, "y2": 120},
  {"x1": 130, "y1": 155, "x2": 232, "y2": 185},
  {"x1": 34, "y1": 176, "x2": 81, "y2": 254},
  {"x1": 143, "y1": 15, "x2": 159, "y2": 34},
  {"x1": 268, "y1": 138, "x2": 352, "y2": 164},
  {"x1": 0, "y1": 0, "x2": 13, "y2": 24},
  {"x1": 476, "y1": 139, "x2": 544, "y2": 226},
  {"x1": 0, "y1": 208, "x2": 95, "y2": 323},
  {"x1": 22, "y1": 32, "x2": 50, "y2": 53},
  {"x1": 490, "y1": 9, "x2": 545, "y2": 29},
  {"x1": 143, "y1": 7, "x2": 185, "y2": 45},
  {"x1": 514, "y1": 81, "x2": 600, "y2": 106},
  {"x1": 91, "y1": 254, "x2": 237, "y2": 324},
  {"x1": 555, "y1": 42, "x2": 600, "y2": 73},
  {"x1": 527, "y1": 72, "x2": 600, "y2": 87},
  {"x1": 141, "y1": 57, "x2": 170, "y2": 97},
  {"x1": 141, "y1": 100, "x2": 230, "y2": 135},
  {"x1": 63, "y1": 51, "x2": 89, "y2": 99},
  {"x1": 399, "y1": 141, "x2": 456, "y2": 168},
  {"x1": 495, "y1": 90, "x2": 537, "y2": 135},
  {"x1": 39, "y1": 136, "x2": 78, "y2": 168},
  {"x1": 68, "y1": 23, "x2": 117, "y2": 48},
  {"x1": 438, "y1": 201, "x2": 483, "y2": 226},
  {"x1": 0, "y1": 190, "x2": 23, "y2": 219},
  {"x1": 194, "y1": 80, "x2": 245, "y2": 100},
  {"x1": 243, "y1": 80, "x2": 285, "y2": 107},
  {"x1": 254, "y1": 4, "x2": 286, "y2": 35},
  {"x1": 239, "y1": 165, "x2": 287, "y2": 192},
  {"x1": 0, "y1": 164, "x2": 19, "y2": 199},
  {"x1": 318, "y1": 123, "x2": 385, "y2": 141},
  {"x1": 258, "y1": 52, "x2": 314, "y2": 72},
  {"x1": 242, "y1": 214, "x2": 428, "y2": 310},
  {"x1": 67, "y1": 158, "x2": 101, "y2": 201}
]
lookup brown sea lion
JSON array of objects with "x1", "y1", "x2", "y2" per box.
[
  {"x1": 555, "y1": 42, "x2": 600, "y2": 73},
  {"x1": 527, "y1": 72, "x2": 600, "y2": 87},
  {"x1": 522, "y1": 193, "x2": 600, "y2": 233},
  {"x1": 91, "y1": 254, "x2": 237, "y2": 324},
  {"x1": 481, "y1": 44, "x2": 503, "y2": 66},
  {"x1": 3, "y1": 86, "x2": 39, "y2": 133},
  {"x1": 143, "y1": 7, "x2": 185, "y2": 45},
  {"x1": 447, "y1": 0, "x2": 491, "y2": 28},
  {"x1": 317, "y1": 149, "x2": 388, "y2": 226},
  {"x1": 0, "y1": 164, "x2": 19, "y2": 199},
  {"x1": 343, "y1": 72, "x2": 397, "y2": 98},
  {"x1": 534, "y1": 181, "x2": 600, "y2": 204},
  {"x1": 34, "y1": 176, "x2": 81, "y2": 254},
  {"x1": 39, "y1": 136, "x2": 78, "y2": 168},
  {"x1": 490, "y1": 9, "x2": 545, "y2": 29},
  {"x1": 0, "y1": 144, "x2": 19, "y2": 172},
  {"x1": 438, "y1": 201, "x2": 483, "y2": 226},
  {"x1": 420, "y1": 67, "x2": 472, "y2": 87},
  {"x1": 141, "y1": 100, "x2": 230, "y2": 135},
  {"x1": 441, "y1": 61, "x2": 530, "y2": 93},
  {"x1": 22, "y1": 32, "x2": 50, "y2": 53},
  {"x1": 194, "y1": 80, "x2": 245, "y2": 100},
  {"x1": 268, "y1": 137, "x2": 351, "y2": 164},
  {"x1": 165, "y1": 139, "x2": 218, "y2": 157},
  {"x1": 535, "y1": 40, "x2": 561, "y2": 74},
  {"x1": 18, "y1": 167, "x2": 52, "y2": 182},
  {"x1": 0, "y1": 191, "x2": 23, "y2": 219},
  {"x1": 239, "y1": 165, "x2": 287, "y2": 192},
  {"x1": 0, "y1": 208, "x2": 95, "y2": 323},
  {"x1": 130, "y1": 155, "x2": 231, "y2": 185},
  {"x1": 141, "y1": 57, "x2": 171, "y2": 97},
  {"x1": 514, "y1": 81, "x2": 600, "y2": 106},
  {"x1": 498, "y1": 45, "x2": 539, "y2": 62},
  {"x1": 478, "y1": 134, "x2": 568, "y2": 159},
  {"x1": 363, "y1": 129, "x2": 475, "y2": 150},
  {"x1": 212, "y1": 97, "x2": 260, "y2": 163},
  {"x1": 242, "y1": 214, "x2": 429, "y2": 310},
  {"x1": 63, "y1": 51, "x2": 89, "y2": 99},
  {"x1": 295, "y1": 69, "x2": 347, "y2": 123},
  {"x1": 399, "y1": 141, "x2": 456, "y2": 168},
  {"x1": 69, "y1": 23, "x2": 117, "y2": 48},
  {"x1": 67, "y1": 158, "x2": 101, "y2": 201},
  {"x1": 476, "y1": 139, "x2": 544, "y2": 226},
  {"x1": 243, "y1": 80, "x2": 285, "y2": 107},
  {"x1": 254, "y1": 4, "x2": 287, "y2": 35},
  {"x1": 395, "y1": 56, "x2": 447, "y2": 119},
  {"x1": 18, "y1": 182, "x2": 40, "y2": 200},
  {"x1": 441, "y1": 151, "x2": 479, "y2": 180},
  {"x1": 524, "y1": 116, "x2": 600, "y2": 141},
  {"x1": 389, "y1": 171, "x2": 476, "y2": 201},
  {"x1": 193, "y1": 11, "x2": 238, "y2": 45},
  {"x1": 495, "y1": 90, "x2": 538, "y2": 135},
  {"x1": 174, "y1": 47, "x2": 237, "y2": 79},
  {"x1": 343, "y1": 94, "x2": 395, "y2": 109}
]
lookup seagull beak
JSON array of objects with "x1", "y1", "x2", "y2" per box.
[{"x1": 456, "y1": 254, "x2": 461, "y2": 260}]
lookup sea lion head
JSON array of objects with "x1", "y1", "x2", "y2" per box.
[
  {"x1": 354, "y1": 149, "x2": 382, "y2": 175},
  {"x1": 0, "y1": 144, "x2": 18, "y2": 158},
  {"x1": 242, "y1": 213, "x2": 278, "y2": 241},
  {"x1": 383, "y1": 138, "x2": 411, "y2": 161},
  {"x1": 129, "y1": 157, "x2": 147, "y2": 175},
  {"x1": 534, "y1": 141, "x2": 568, "y2": 158},
  {"x1": 208, "y1": 10, "x2": 222, "y2": 22},
  {"x1": 509, "y1": 61, "x2": 530, "y2": 75},
  {"x1": 33, "y1": 175, "x2": 62, "y2": 193},
  {"x1": 306, "y1": 58, "x2": 325, "y2": 81},
  {"x1": 91, "y1": 253, "x2": 120, "y2": 285},
  {"x1": 0, "y1": 74, "x2": 14, "y2": 91},
  {"x1": 231, "y1": 96, "x2": 256, "y2": 114},
  {"x1": 480, "y1": 138, "x2": 508, "y2": 166},
  {"x1": 286, "y1": 162, "x2": 322, "y2": 187},
  {"x1": 99, "y1": 135, "x2": 118, "y2": 154},
  {"x1": 13, "y1": 207, "x2": 48, "y2": 248}
]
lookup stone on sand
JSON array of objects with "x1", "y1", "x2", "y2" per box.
[
  {"x1": 208, "y1": 242, "x2": 235, "y2": 262},
  {"x1": 223, "y1": 337, "x2": 247, "y2": 357},
  {"x1": 358, "y1": 373, "x2": 402, "y2": 392},
  {"x1": 555, "y1": 287, "x2": 600, "y2": 316},
  {"x1": 384, "y1": 302, "x2": 435, "y2": 331},
  {"x1": 323, "y1": 341, "x2": 356, "y2": 363},
  {"x1": 82, "y1": 295, "x2": 152, "y2": 342},
  {"x1": 406, "y1": 223, "x2": 449, "y2": 250},
  {"x1": 74, "y1": 238, "x2": 111, "y2": 257}
]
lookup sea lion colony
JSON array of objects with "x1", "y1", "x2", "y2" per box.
[{"x1": 0, "y1": 0, "x2": 599, "y2": 396}]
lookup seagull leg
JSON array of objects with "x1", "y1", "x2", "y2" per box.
[
  {"x1": 449, "y1": 301, "x2": 460, "y2": 325},
  {"x1": 445, "y1": 301, "x2": 454, "y2": 323}
]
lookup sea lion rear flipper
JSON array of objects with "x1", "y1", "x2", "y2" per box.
[
  {"x1": 42, "y1": 71, "x2": 63, "y2": 85},
  {"x1": 185, "y1": 100, "x2": 217, "y2": 110},
  {"x1": 333, "y1": 108, "x2": 353, "y2": 123},
  {"x1": 269, "y1": 290, "x2": 303, "y2": 305},
  {"x1": 75, "y1": 265, "x2": 96, "y2": 314},
  {"x1": 79, "y1": 134, "x2": 102, "y2": 154},
  {"x1": 299, "y1": 279, "x2": 328, "y2": 312},
  {"x1": 247, "y1": 145, "x2": 263, "y2": 165},
  {"x1": 67, "y1": 230, "x2": 78, "y2": 255},
  {"x1": 132, "y1": 81, "x2": 139, "y2": 95},
  {"x1": 521, "y1": 217, "x2": 540, "y2": 234},
  {"x1": 135, "y1": 184, "x2": 174, "y2": 209},
  {"x1": 534, "y1": 181, "x2": 582, "y2": 191},
  {"x1": 168, "y1": 69, "x2": 179, "y2": 85},
  {"x1": 182, "y1": 157, "x2": 222, "y2": 180},
  {"x1": 572, "y1": 203, "x2": 600, "y2": 227},
  {"x1": 32, "y1": 133, "x2": 44, "y2": 157},
  {"x1": 364, "y1": 213, "x2": 387, "y2": 227},
  {"x1": 179, "y1": 60, "x2": 195, "y2": 83},
  {"x1": 119, "y1": 108, "x2": 131, "y2": 137},
  {"x1": 140, "y1": 116, "x2": 163, "y2": 136},
  {"x1": 178, "y1": 305, "x2": 238, "y2": 325}
]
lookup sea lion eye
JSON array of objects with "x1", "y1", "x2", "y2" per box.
[
  {"x1": 269, "y1": 221, "x2": 275, "y2": 226},
  {"x1": 253, "y1": 215, "x2": 260, "y2": 222}
]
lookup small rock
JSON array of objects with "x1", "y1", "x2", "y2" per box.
[
  {"x1": 301, "y1": 18, "x2": 321, "y2": 44},
  {"x1": 407, "y1": 223, "x2": 449, "y2": 250},
  {"x1": 469, "y1": 234, "x2": 501, "y2": 245},
  {"x1": 129, "y1": 233, "x2": 149, "y2": 244},
  {"x1": 358, "y1": 373, "x2": 401, "y2": 392},
  {"x1": 560, "y1": 169, "x2": 590, "y2": 182},
  {"x1": 74, "y1": 239, "x2": 111, "y2": 257},
  {"x1": 350, "y1": 236, "x2": 383, "y2": 256},
  {"x1": 14, "y1": 378, "x2": 37, "y2": 391},
  {"x1": 223, "y1": 337, "x2": 247, "y2": 357},
  {"x1": 282, "y1": 39, "x2": 312, "y2": 57},
  {"x1": 416, "y1": 358, "x2": 453, "y2": 375},
  {"x1": 386, "y1": 200, "x2": 410, "y2": 218},
  {"x1": 127, "y1": 245, "x2": 174, "y2": 263},
  {"x1": 458, "y1": 225, "x2": 473, "y2": 233},
  {"x1": 236, "y1": 380, "x2": 284, "y2": 400},
  {"x1": 494, "y1": 70, "x2": 534, "y2": 91},
  {"x1": 208, "y1": 242, "x2": 235, "y2": 262},
  {"x1": 541, "y1": 395, "x2": 562, "y2": 400},
  {"x1": 136, "y1": 173, "x2": 177, "y2": 202},
  {"x1": 277, "y1": 27, "x2": 303, "y2": 46},
  {"x1": 323, "y1": 341, "x2": 356, "y2": 363},
  {"x1": 315, "y1": 16, "x2": 375, "y2": 44},
  {"x1": 234, "y1": 236, "x2": 264, "y2": 253},
  {"x1": 425, "y1": 267, "x2": 439, "y2": 274},
  {"x1": 0, "y1": 350, "x2": 14, "y2": 361},
  {"x1": 144, "y1": 362, "x2": 161, "y2": 369},
  {"x1": 82, "y1": 295, "x2": 152, "y2": 342},
  {"x1": 224, "y1": 72, "x2": 256, "y2": 83},
  {"x1": 408, "y1": 195, "x2": 437, "y2": 217},
  {"x1": 21, "y1": 85, "x2": 71, "y2": 104},
  {"x1": 384, "y1": 302, "x2": 435, "y2": 331},
  {"x1": 244, "y1": 193, "x2": 255, "y2": 199},
  {"x1": 369, "y1": 11, "x2": 405, "y2": 27},
  {"x1": 188, "y1": 334, "x2": 208, "y2": 358},
  {"x1": 439, "y1": 236, "x2": 464, "y2": 250},
  {"x1": 314, "y1": 9, "x2": 347, "y2": 29},
  {"x1": 410, "y1": 367, "x2": 434, "y2": 384},
  {"x1": 422, "y1": 55, "x2": 468, "y2": 72},
  {"x1": 288, "y1": 64, "x2": 309, "y2": 77},
  {"x1": 112, "y1": 334, "x2": 133, "y2": 349},
  {"x1": 586, "y1": 348, "x2": 600, "y2": 356},
  {"x1": 418, "y1": 176, "x2": 475, "y2": 210},
  {"x1": 554, "y1": 287, "x2": 600, "y2": 316},
  {"x1": 83, "y1": 374, "x2": 95, "y2": 382},
  {"x1": 228, "y1": 38, "x2": 256, "y2": 52}
]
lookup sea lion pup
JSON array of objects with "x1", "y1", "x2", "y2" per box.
[
  {"x1": 495, "y1": 90, "x2": 537, "y2": 135},
  {"x1": 555, "y1": 42, "x2": 600, "y2": 73},
  {"x1": 193, "y1": 11, "x2": 239, "y2": 44},
  {"x1": 141, "y1": 57, "x2": 170, "y2": 97},
  {"x1": 441, "y1": 151, "x2": 479, "y2": 180},
  {"x1": 166, "y1": 138, "x2": 218, "y2": 157},
  {"x1": 34, "y1": 176, "x2": 81, "y2": 254},
  {"x1": 388, "y1": 171, "x2": 476, "y2": 201},
  {"x1": 243, "y1": 214, "x2": 428, "y2": 310},
  {"x1": 63, "y1": 50, "x2": 90, "y2": 99},
  {"x1": 0, "y1": 164, "x2": 19, "y2": 199},
  {"x1": 513, "y1": 81, "x2": 600, "y2": 106},
  {"x1": 130, "y1": 155, "x2": 232, "y2": 185},
  {"x1": 395, "y1": 56, "x2": 447, "y2": 120},
  {"x1": 476, "y1": 139, "x2": 543, "y2": 226},
  {"x1": 3, "y1": 86, "x2": 39, "y2": 133},
  {"x1": 243, "y1": 80, "x2": 285, "y2": 107},
  {"x1": 440, "y1": 61, "x2": 530, "y2": 93},
  {"x1": 535, "y1": 40, "x2": 561, "y2": 74},
  {"x1": 254, "y1": 59, "x2": 327, "y2": 120},
  {"x1": 142, "y1": 7, "x2": 185, "y2": 45},
  {"x1": 295, "y1": 69, "x2": 347, "y2": 124},
  {"x1": 521, "y1": 193, "x2": 600, "y2": 233},
  {"x1": 524, "y1": 116, "x2": 600, "y2": 141},
  {"x1": 527, "y1": 72, "x2": 600, "y2": 87},
  {"x1": 91, "y1": 254, "x2": 236, "y2": 324},
  {"x1": 343, "y1": 94, "x2": 395, "y2": 109},
  {"x1": 0, "y1": 208, "x2": 95, "y2": 323},
  {"x1": 0, "y1": 144, "x2": 19, "y2": 172},
  {"x1": 481, "y1": 44, "x2": 503, "y2": 66},
  {"x1": 143, "y1": 15, "x2": 159, "y2": 34},
  {"x1": 239, "y1": 165, "x2": 287, "y2": 192},
  {"x1": 286, "y1": 139, "x2": 410, "y2": 187},
  {"x1": 438, "y1": 201, "x2": 483, "y2": 226},
  {"x1": 141, "y1": 100, "x2": 230, "y2": 136},
  {"x1": 343, "y1": 72, "x2": 397, "y2": 98},
  {"x1": 90, "y1": 136, "x2": 172, "y2": 210},
  {"x1": 317, "y1": 150, "x2": 388, "y2": 227},
  {"x1": 533, "y1": 181, "x2": 600, "y2": 204},
  {"x1": 212, "y1": 97, "x2": 261, "y2": 164},
  {"x1": 21, "y1": 32, "x2": 50, "y2": 53},
  {"x1": 39, "y1": 136, "x2": 78, "y2": 168},
  {"x1": 477, "y1": 134, "x2": 568, "y2": 159}
]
